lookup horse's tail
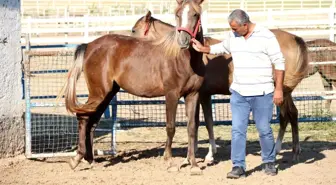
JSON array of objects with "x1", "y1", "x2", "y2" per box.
[
  {"x1": 56, "y1": 44, "x2": 88, "y2": 114},
  {"x1": 284, "y1": 35, "x2": 309, "y2": 92}
]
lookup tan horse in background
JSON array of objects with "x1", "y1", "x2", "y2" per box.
[{"x1": 131, "y1": 10, "x2": 309, "y2": 162}]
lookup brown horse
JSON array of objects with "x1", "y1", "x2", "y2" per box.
[
  {"x1": 131, "y1": 10, "x2": 309, "y2": 162},
  {"x1": 58, "y1": 0, "x2": 206, "y2": 174}
]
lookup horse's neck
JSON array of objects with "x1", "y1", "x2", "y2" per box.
[
  {"x1": 154, "y1": 20, "x2": 175, "y2": 36},
  {"x1": 188, "y1": 28, "x2": 206, "y2": 75},
  {"x1": 192, "y1": 28, "x2": 204, "y2": 57}
]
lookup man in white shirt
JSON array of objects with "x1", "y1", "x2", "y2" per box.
[{"x1": 192, "y1": 9, "x2": 284, "y2": 178}]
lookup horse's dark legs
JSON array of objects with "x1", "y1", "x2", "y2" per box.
[
  {"x1": 275, "y1": 109, "x2": 288, "y2": 154},
  {"x1": 70, "y1": 100, "x2": 110, "y2": 169},
  {"x1": 184, "y1": 92, "x2": 202, "y2": 175},
  {"x1": 180, "y1": 99, "x2": 200, "y2": 167},
  {"x1": 275, "y1": 95, "x2": 300, "y2": 162},
  {"x1": 163, "y1": 91, "x2": 179, "y2": 169},
  {"x1": 83, "y1": 86, "x2": 120, "y2": 165},
  {"x1": 70, "y1": 84, "x2": 120, "y2": 170},
  {"x1": 200, "y1": 94, "x2": 217, "y2": 162},
  {"x1": 69, "y1": 113, "x2": 89, "y2": 169}
]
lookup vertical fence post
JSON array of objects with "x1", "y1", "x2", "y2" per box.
[
  {"x1": 24, "y1": 34, "x2": 32, "y2": 158},
  {"x1": 202, "y1": 9, "x2": 208, "y2": 35},
  {"x1": 84, "y1": 15, "x2": 89, "y2": 43},
  {"x1": 27, "y1": 16, "x2": 32, "y2": 40},
  {"x1": 329, "y1": 5, "x2": 335, "y2": 42},
  {"x1": 111, "y1": 95, "x2": 118, "y2": 154},
  {"x1": 211, "y1": 95, "x2": 217, "y2": 121},
  {"x1": 240, "y1": 0, "x2": 245, "y2": 9},
  {"x1": 267, "y1": 8, "x2": 274, "y2": 29}
]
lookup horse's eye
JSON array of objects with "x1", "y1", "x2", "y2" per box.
[{"x1": 193, "y1": 13, "x2": 198, "y2": 17}]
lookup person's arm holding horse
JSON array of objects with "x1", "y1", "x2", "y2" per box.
[
  {"x1": 191, "y1": 38, "x2": 230, "y2": 55},
  {"x1": 268, "y1": 36, "x2": 285, "y2": 106}
]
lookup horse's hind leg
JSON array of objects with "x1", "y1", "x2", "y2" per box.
[
  {"x1": 276, "y1": 95, "x2": 300, "y2": 162},
  {"x1": 275, "y1": 108, "x2": 288, "y2": 154},
  {"x1": 69, "y1": 111, "x2": 91, "y2": 169},
  {"x1": 288, "y1": 99, "x2": 300, "y2": 162},
  {"x1": 200, "y1": 94, "x2": 216, "y2": 163},
  {"x1": 83, "y1": 84, "x2": 121, "y2": 165},
  {"x1": 70, "y1": 83, "x2": 120, "y2": 169}
]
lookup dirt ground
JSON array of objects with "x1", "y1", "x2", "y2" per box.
[{"x1": 1, "y1": 123, "x2": 336, "y2": 185}]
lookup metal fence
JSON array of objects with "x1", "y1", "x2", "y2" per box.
[
  {"x1": 21, "y1": 7, "x2": 336, "y2": 45},
  {"x1": 23, "y1": 40, "x2": 336, "y2": 158}
]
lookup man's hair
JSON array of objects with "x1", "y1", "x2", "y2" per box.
[{"x1": 228, "y1": 9, "x2": 250, "y2": 25}]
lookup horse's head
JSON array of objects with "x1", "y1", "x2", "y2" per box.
[
  {"x1": 131, "y1": 11, "x2": 153, "y2": 38},
  {"x1": 131, "y1": 11, "x2": 175, "y2": 40},
  {"x1": 175, "y1": 0, "x2": 203, "y2": 49}
]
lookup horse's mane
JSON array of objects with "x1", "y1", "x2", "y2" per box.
[{"x1": 152, "y1": 30, "x2": 181, "y2": 58}]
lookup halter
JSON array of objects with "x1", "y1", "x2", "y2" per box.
[
  {"x1": 176, "y1": 18, "x2": 201, "y2": 39},
  {"x1": 144, "y1": 21, "x2": 151, "y2": 36}
]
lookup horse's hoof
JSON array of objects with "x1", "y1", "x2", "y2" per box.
[
  {"x1": 275, "y1": 144, "x2": 282, "y2": 154},
  {"x1": 205, "y1": 154, "x2": 214, "y2": 163},
  {"x1": 179, "y1": 158, "x2": 190, "y2": 170},
  {"x1": 167, "y1": 166, "x2": 179, "y2": 172},
  {"x1": 205, "y1": 159, "x2": 216, "y2": 166},
  {"x1": 81, "y1": 159, "x2": 89, "y2": 164},
  {"x1": 69, "y1": 157, "x2": 80, "y2": 170},
  {"x1": 88, "y1": 161, "x2": 96, "y2": 169},
  {"x1": 190, "y1": 167, "x2": 202, "y2": 175},
  {"x1": 163, "y1": 151, "x2": 172, "y2": 161},
  {"x1": 292, "y1": 155, "x2": 300, "y2": 163}
]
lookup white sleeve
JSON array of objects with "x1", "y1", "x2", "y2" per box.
[
  {"x1": 209, "y1": 39, "x2": 230, "y2": 55},
  {"x1": 267, "y1": 36, "x2": 285, "y2": 70}
]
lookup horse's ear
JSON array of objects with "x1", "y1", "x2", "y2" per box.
[
  {"x1": 176, "y1": 0, "x2": 184, "y2": 5},
  {"x1": 194, "y1": 0, "x2": 204, "y2": 4},
  {"x1": 145, "y1": 10, "x2": 152, "y2": 22}
]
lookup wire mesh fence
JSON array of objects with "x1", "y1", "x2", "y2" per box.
[{"x1": 23, "y1": 40, "x2": 336, "y2": 157}]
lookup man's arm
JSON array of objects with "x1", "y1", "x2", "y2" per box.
[
  {"x1": 191, "y1": 37, "x2": 230, "y2": 55},
  {"x1": 267, "y1": 35, "x2": 285, "y2": 105}
]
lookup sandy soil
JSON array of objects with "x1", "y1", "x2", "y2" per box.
[{"x1": 1, "y1": 125, "x2": 335, "y2": 185}]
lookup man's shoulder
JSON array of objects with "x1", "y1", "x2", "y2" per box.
[{"x1": 255, "y1": 24, "x2": 275, "y2": 38}]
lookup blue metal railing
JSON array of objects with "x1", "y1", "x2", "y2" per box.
[{"x1": 23, "y1": 44, "x2": 335, "y2": 127}]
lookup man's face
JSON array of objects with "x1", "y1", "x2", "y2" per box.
[{"x1": 229, "y1": 20, "x2": 248, "y2": 37}]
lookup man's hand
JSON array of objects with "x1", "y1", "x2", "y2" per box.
[
  {"x1": 191, "y1": 38, "x2": 204, "y2": 52},
  {"x1": 273, "y1": 89, "x2": 283, "y2": 106}
]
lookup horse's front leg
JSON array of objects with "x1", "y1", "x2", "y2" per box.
[
  {"x1": 184, "y1": 92, "x2": 202, "y2": 175},
  {"x1": 164, "y1": 91, "x2": 179, "y2": 171}
]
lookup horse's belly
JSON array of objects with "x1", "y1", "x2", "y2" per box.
[{"x1": 116, "y1": 77, "x2": 165, "y2": 98}]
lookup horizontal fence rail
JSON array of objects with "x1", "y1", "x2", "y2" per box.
[
  {"x1": 23, "y1": 42, "x2": 336, "y2": 158},
  {"x1": 21, "y1": 7, "x2": 336, "y2": 45},
  {"x1": 21, "y1": 0, "x2": 334, "y2": 18}
]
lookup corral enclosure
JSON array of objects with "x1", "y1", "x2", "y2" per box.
[
  {"x1": 21, "y1": 0, "x2": 335, "y2": 17},
  {"x1": 19, "y1": 0, "x2": 336, "y2": 158},
  {"x1": 20, "y1": 0, "x2": 336, "y2": 45},
  {"x1": 1, "y1": 0, "x2": 335, "y2": 184},
  {"x1": 23, "y1": 43, "x2": 336, "y2": 157}
]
